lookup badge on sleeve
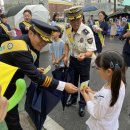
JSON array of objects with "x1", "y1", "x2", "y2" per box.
[
  {"x1": 80, "y1": 37, "x2": 84, "y2": 43},
  {"x1": 87, "y1": 38, "x2": 93, "y2": 44},
  {"x1": 83, "y1": 29, "x2": 89, "y2": 35}
]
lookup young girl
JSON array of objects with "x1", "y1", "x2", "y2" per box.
[
  {"x1": 49, "y1": 26, "x2": 65, "y2": 80},
  {"x1": 81, "y1": 51, "x2": 126, "y2": 130}
]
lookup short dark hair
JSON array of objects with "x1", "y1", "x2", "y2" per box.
[
  {"x1": 1, "y1": 14, "x2": 7, "y2": 19},
  {"x1": 23, "y1": 9, "x2": 32, "y2": 16},
  {"x1": 53, "y1": 26, "x2": 62, "y2": 38}
]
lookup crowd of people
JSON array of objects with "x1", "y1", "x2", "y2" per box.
[{"x1": 0, "y1": 5, "x2": 130, "y2": 130}]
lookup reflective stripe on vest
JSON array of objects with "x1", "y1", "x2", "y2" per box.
[
  {"x1": 0, "y1": 40, "x2": 37, "y2": 62},
  {"x1": 95, "y1": 21, "x2": 105, "y2": 47},
  {"x1": 22, "y1": 21, "x2": 32, "y2": 28},
  {"x1": 0, "y1": 23, "x2": 11, "y2": 39}
]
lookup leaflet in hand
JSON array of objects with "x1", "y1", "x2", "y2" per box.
[
  {"x1": 43, "y1": 65, "x2": 51, "y2": 74},
  {"x1": 80, "y1": 81, "x2": 89, "y2": 90}
]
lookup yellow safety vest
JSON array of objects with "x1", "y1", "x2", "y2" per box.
[
  {"x1": 66, "y1": 27, "x2": 75, "y2": 44},
  {"x1": 95, "y1": 21, "x2": 105, "y2": 47},
  {"x1": 0, "y1": 23, "x2": 11, "y2": 39},
  {"x1": 0, "y1": 40, "x2": 37, "y2": 95},
  {"x1": 128, "y1": 22, "x2": 130, "y2": 29},
  {"x1": 22, "y1": 21, "x2": 32, "y2": 28}
]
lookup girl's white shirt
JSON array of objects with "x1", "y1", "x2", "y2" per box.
[{"x1": 86, "y1": 82, "x2": 125, "y2": 130}]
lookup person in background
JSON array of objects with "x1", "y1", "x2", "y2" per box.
[
  {"x1": 119, "y1": 22, "x2": 130, "y2": 70},
  {"x1": 19, "y1": 10, "x2": 39, "y2": 67},
  {"x1": 126, "y1": 16, "x2": 130, "y2": 22},
  {"x1": 63, "y1": 6, "x2": 96, "y2": 117},
  {"x1": 88, "y1": 15, "x2": 94, "y2": 28},
  {"x1": 109, "y1": 18, "x2": 117, "y2": 40},
  {"x1": 81, "y1": 51, "x2": 126, "y2": 130},
  {"x1": 50, "y1": 26, "x2": 65, "y2": 80},
  {"x1": 19, "y1": 9, "x2": 32, "y2": 35},
  {"x1": 0, "y1": 9, "x2": 3, "y2": 22},
  {"x1": 0, "y1": 14, "x2": 12, "y2": 46},
  {"x1": 92, "y1": 11, "x2": 108, "y2": 53},
  {"x1": 50, "y1": 13, "x2": 59, "y2": 26},
  {"x1": 121, "y1": 17, "x2": 127, "y2": 28}
]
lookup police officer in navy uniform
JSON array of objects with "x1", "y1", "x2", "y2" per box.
[
  {"x1": 0, "y1": 19, "x2": 78, "y2": 130},
  {"x1": 62, "y1": 6, "x2": 96, "y2": 117},
  {"x1": 119, "y1": 22, "x2": 130, "y2": 68}
]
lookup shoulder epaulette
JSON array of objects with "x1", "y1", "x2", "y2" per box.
[{"x1": 83, "y1": 29, "x2": 89, "y2": 35}]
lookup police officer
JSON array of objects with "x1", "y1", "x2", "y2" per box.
[
  {"x1": 0, "y1": 19, "x2": 78, "y2": 130},
  {"x1": 119, "y1": 22, "x2": 130, "y2": 69},
  {"x1": 0, "y1": 14, "x2": 12, "y2": 46},
  {"x1": 62, "y1": 6, "x2": 96, "y2": 117}
]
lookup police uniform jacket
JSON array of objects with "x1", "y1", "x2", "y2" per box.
[
  {"x1": 0, "y1": 39, "x2": 59, "y2": 99},
  {"x1": 14, "y1": 35, "x2": 40, "y2": 67},
  {"x1": 0, "y1": 23, "x2": 11, "y2": 45},
  {"x1": 62, "y1": 22, "x2": 96, "y2": 58}
]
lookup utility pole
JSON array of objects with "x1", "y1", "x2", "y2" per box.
[{"x1": 114, "y1": 0, "x2": 116, "y2": 12}]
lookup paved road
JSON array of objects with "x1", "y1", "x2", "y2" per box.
[
  {"x1": 0, "y1": 37, "x2": 130, "y2": 130},
  {"x1": 48, "y1": 38, "x2": 130, "y2": 130}
]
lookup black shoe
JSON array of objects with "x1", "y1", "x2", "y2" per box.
[
  {"x1": 66, "y1": 99, "x2": 77, "y2": 107},
  {"x1": 79, "y1": 107, "x2": 85, "y2": 117}
]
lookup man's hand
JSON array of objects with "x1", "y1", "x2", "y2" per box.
[
  {"x1": 63, "y1": 56, "x2": 68, "y2": 66},
  {"x1": 64, "y1": 83, "x2": 78, "y2": 93},
  {"x1": 37, "y1": 67, "x2": 44, "y2": 73},
  {"x1": 77, "y1": 53, "x2": 86, "y2": 61},
  {"x1": 0, "y1": 86, "x2": 8, "y2": 122}
]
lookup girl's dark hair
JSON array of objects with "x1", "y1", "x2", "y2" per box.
[
  {"x1": 98, "y1": 11, "x2": 108, "y2": 21},
  {"x1": 52, "y1": 13, "x2": 59, "y2": 21},
  {"x1": 95, "y1": 51, "x2": 126, "y2": 107},
  {"x1": 23, "y1": 9, "x2": 32, "y2": 16},
  {"x1": 53, "y1": 25, "x2": 62, "y2": 38},
  {"x1": 1, "y1": 14, "x2": 7, "y2": 19}
]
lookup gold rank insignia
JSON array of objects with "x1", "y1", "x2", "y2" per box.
[{"x1": 43, "y1": 76, "x2": 53, "y2": 88}]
